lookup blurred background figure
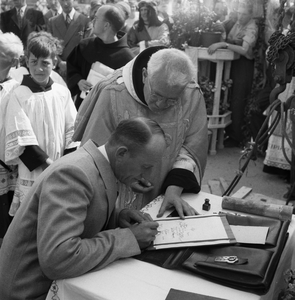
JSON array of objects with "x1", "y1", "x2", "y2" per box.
[
  {"x1": 213, "y1": 0, "x2": 227, "y2": 22},
  {"x1": 89, "y1": 0, "x2": 103, "y2": 20},
  {"x1": 47, "y1": 0, "x2": 92, "y2": 81},
  {"x1": 117, "y1": 1, "x2": 132, "y2": 32},
  {"x1": 125, "y1": 0, "x2": 138, "y2": 29},
  {"x1": 44, "y1": 0, "x2": 62, "y2": 29},
  {"x1": 0, "y1": 0, "x2": 14, "y2": 13},
  {"x1": 157, "y1": 0, "x2": 174, "y2": 31},
  {"x1": 127, "y1": 0, "x2": 170, "y2": 55},
  {"x1": 207, "y1": 0, "x2": 258, "y2": 147},
  {"x1": 0, "y1": 0, "x2": 45, "y2": 48},
  {"x1": 35, "y1": 0, "x2": 48, "y2": 15}
]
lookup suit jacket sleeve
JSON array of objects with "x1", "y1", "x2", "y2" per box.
[{"x1": 37, "y1": 163, "x2": 141, "y2": 279}]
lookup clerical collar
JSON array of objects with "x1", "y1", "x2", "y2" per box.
[{"x1": 21, "y1": 74, "x2": 54, "y2": 92}]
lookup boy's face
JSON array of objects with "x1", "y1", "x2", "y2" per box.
[{"x1": 26, "y1": 53, "x2": 54, "y2": 87}]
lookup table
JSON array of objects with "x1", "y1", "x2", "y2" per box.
[
  {"x1": 46, "y1": 192, "x2": 295, "y2": 300},
  {"x1": 185, "y1": 47, "x2": 240, "y2": 155}
]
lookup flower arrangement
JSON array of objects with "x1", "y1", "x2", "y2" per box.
[
  {"x1": 170, "y1": 1, "x2": 219, "y2": 49},
  {"x1": 198, "y1": 75, "x2": 232, "y2": 115},
  {"x1": 278, "y1": 269, "x2": 295, "y2": 300}
]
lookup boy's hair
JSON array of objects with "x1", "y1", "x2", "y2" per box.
[
  {"x1": 0, "y1": 33, "x2": 23, "y2": 62},
  {"x1": 25, "y1": 31, "x2": 63, "y2": 59}
]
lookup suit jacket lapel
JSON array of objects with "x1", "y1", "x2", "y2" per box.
[
  {"x1": 21, "y1": 7, "x2": 30, "y2": 31},
  {"x1": 11, "y1": 8, "x2": 19, "y2": 27},
  {"x1": 62, "y1": 11, "x2": 80, "y2": 47},
  {"x1": 55, "y1": 14, "x2": 68, "y2": 38}
]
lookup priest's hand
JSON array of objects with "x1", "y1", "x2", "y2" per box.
[
  {"x1": 157, "y1": 185, "x2": 198, "y2": 219},
  {"x1": 78, "y1": 79, "x2": 93, "y2": 92}
]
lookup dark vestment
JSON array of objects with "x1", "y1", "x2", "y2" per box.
[{"x1": 67, "y1": 32, "x2": 134, "y2": 110}]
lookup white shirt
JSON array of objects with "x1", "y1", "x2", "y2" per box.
[
  {"x1": 98, "y1": 145, "x2": 109, "y2": 162},
  {"x1": 63, "y1": 8, "x2": 75, "y2": 22},
  {"x1": 17, "y1": 5, "x2": 27, "y2": 17}
]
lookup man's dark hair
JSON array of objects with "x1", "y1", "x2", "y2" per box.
[
  {"x1": 109, "y1": 117, "x2": 166, "y2": 154},
  {"x1": 104, "y1": 5, "x2": 125, "y2": 32}
]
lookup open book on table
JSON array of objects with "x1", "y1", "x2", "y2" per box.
[{"x1": 148, "y1": 214, "x2": 236, "y2": 250}]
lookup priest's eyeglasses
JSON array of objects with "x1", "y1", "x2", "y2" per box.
[{"x1": 147, "y1": 77, "x2": 179, "y2": 106}]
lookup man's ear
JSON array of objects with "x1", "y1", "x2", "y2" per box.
[
  {"x1": 115, "y1": 146, "x2": 128, "y2": 162},
  {"x1": 11, "y1": 58, "x2": 19, "y2": 69},
  {"x1": 142, "y1": 67, "x2": 148, "y2": 84}
]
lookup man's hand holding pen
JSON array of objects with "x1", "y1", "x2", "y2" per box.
[{"x1": 119, "y1": 209, "x2": 159, "y2": 249}]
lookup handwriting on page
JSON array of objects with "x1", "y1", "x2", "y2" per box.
[
  {"x1": 154, "y1": 216, "x2": 229, "y2": 246},
  {"x1": 158, "y1": 221, "x2": 190, "y2": 241}
]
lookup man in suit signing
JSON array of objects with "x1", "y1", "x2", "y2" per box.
[
  {"x1": 47, "y1": 0, "x2": 91, "y2": 80},
  {"x1": 0, "y1": 117, "x2": 166, "y2": 300},
  {"x1": 0, "y1": 0, "x2": 45, "y2": 48}
]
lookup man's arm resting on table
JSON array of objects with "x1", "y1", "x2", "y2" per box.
[{"x1": 38, "y1": 164, "x2": 141, "y2": 279}]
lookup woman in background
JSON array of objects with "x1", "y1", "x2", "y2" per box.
[{"x1": 127, "y1": 0, "x2": 170, "y2": 55}]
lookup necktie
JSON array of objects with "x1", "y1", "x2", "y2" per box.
[
  {"x1": 65, "y1": 14, "x2": 71, "y2": 28},
  {"x1": 17, "y1": 8, "x2": 22, "y2": 28}
]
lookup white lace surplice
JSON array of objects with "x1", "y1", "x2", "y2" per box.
[
  {"x1": 5, "y1": 83, "x2": 78, "y2": 215},
  {"x1": 0, "y1": 79, "x2": 20, "y2": 196}
]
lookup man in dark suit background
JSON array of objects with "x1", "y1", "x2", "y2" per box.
[
  {"x1": 47, "y1": 0, "x2": 91, "y2": 80},
  {"x1": 0, "y1": 0, "x2": 45, "y2": 48},
  {"x1": 44, "y1": 0, "x2": 62, "y2": 29}
]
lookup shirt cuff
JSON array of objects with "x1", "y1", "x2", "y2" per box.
[{"x1": 161, "y1": 168, "x2": 200, "y2": 194}]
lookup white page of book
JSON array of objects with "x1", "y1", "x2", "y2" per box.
[
  {"x1": 151, "y1": 215, "x2": 235, "y2": 249},
  {"x1": 230, "y1": 225, "x2": 269, "y2": 244}
]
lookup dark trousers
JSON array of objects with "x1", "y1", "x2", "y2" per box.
[{"x1": 226, "y1": 56, "x2": 255, "y2": 142}]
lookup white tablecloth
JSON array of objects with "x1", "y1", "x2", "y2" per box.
[{"x1": 46, "y1": 192, "x2": 295, "y2": 300}]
